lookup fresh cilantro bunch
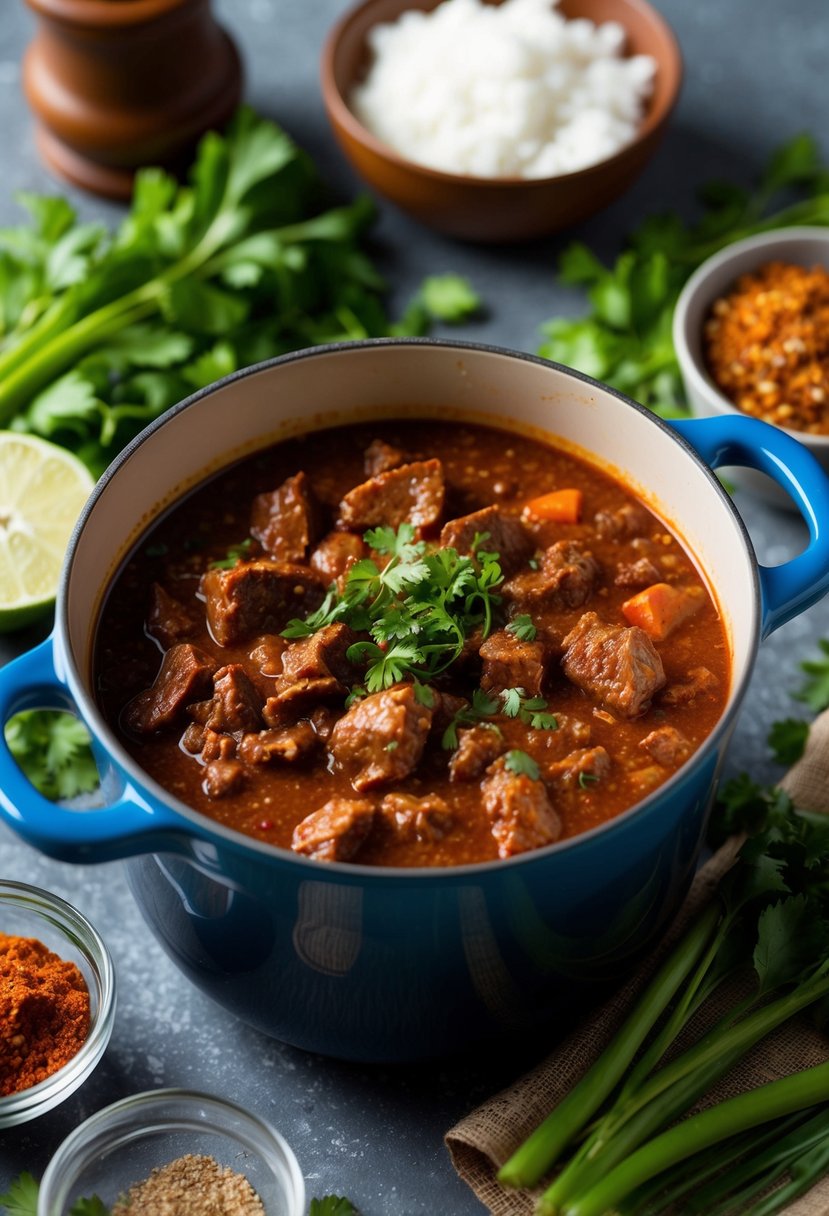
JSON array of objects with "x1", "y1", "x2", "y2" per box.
[
  {"x1": 0, "y1": 108, "x2": 479, "y2": 476},
  {"x1": 0, "y1": 1173, "x2": 106, "y2": 1216},
  {"x1": 284, "y1": 524, "x2": 504, "y2": 692},
  {"x1": 538, "y1": 133, "x2": 829, "y2": 417}
]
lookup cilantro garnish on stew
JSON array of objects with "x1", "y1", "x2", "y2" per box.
[{"x1": 282, "y1": 523, "x2": 505, "y2": 692}]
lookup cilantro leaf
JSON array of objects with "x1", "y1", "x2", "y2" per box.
[
  {"x1": 499, "y1": 688, "x2": 557, "y2": 730},
  {"x1": 506, "y1": 614, "x2": 537, "y2": 642},
  {"x1": 208, "y1": 537, "x2": 255, "y2": 570},
  {"x1": 309, "y1": 1198, "x2": 359, "y2": 1216},
  {"x1": 504, "y1": 750, "x2": 540, "y2": 781},
  {"x1": 793, "y1": 639, "x2": 829, "y2": 713},
  {"x1": 5, "y1": 710, "x2": 99, "y2": 802},
  {"x1": 768, "y1": 717, "x2": 810, "y2": 766},
  {"x1": 0, "y1": 1172, "x2": 39, "y2": 1216}
]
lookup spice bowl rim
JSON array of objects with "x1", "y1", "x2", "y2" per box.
[
  {"x1": 320, "y1": 0, "x2": 683, "y2": 240},
  {"x1": 37, "y1": 1087, "x2": 306, "y2": 1216},
  {"x1": 0, "y1": 879, "x2": 116, "y2": 1128},
  {"x1": 673, "y1": 225, "x2": 829, "y2": 453}
]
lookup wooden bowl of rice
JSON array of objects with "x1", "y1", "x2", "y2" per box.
[{"x1": 321, "y1": 0, "x2": 682, "y2": 243}]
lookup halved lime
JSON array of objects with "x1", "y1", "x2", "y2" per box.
[{"x1": 0, "y1": 433, "x2": 94, "y2": 632}]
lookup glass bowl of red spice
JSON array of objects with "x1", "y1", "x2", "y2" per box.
[
  {"x1": 673, "y1": 226, "x2": 829, "y2": 508},
  {"x1": 0, "y1": 880, "x2": 115, "y2": 1127},
  {"x1": 38, "y1": 1088, "x2": 305, "y2": 1216}
]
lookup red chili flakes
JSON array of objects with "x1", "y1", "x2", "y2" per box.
[{"x1": 702, "y1": 260, "x2": 829, "y2": 434}]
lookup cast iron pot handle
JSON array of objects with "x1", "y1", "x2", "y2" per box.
[
  {"x1": 671, "y1": 414, "x2": 829, "y2": 638},
  {"x1": 0, "y1": 636, "x2": 189, "y2": 862}
]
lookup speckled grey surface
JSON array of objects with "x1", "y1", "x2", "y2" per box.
[{"x1": 1, "y1": 1, "x2": 829, "y2": 1211}]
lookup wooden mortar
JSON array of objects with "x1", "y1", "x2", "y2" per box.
[{"x1": 23, "y1": 0, "x2": 243, "y2": 199}]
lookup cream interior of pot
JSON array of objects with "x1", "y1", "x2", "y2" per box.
[{"x1": 60, "y1": 344, "x2": 757, "y2": 727}]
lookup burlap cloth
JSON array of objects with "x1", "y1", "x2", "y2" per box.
[{"x1": 446, "y1": 710, "x2": 829, "y2": 1215}]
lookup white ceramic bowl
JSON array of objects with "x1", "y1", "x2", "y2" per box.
[{"x1": 673, "y1": 226, "x2": 829, "y2": 508}]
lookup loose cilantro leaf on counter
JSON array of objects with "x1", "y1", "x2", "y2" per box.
[
  {"x1": 0, "y1": 1175, "x2": 108, "y2": 1216},
  {"x1": 793, "y1": 638, "x2": 829, "y2": 713},
  {"x1": 391, "y1": 273, "x2": 481, "y2": 335},
  {"x1": 768, "y1": 717, "x2": 810, "y2": 766},
  {"x1": 309, "y1": 1198, "x2": 359, "y2": 1216},
  {"x1": 537, "y1": 134, "x2": 829, "y2": 417},
  {"x1": 5, "y1": 709, "x2": 99, "y2": 802},
  {"x1": 0, "y1": 1172, "x2": 39, "y2": 1216}
]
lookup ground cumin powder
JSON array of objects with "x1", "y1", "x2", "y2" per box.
[
  {"x1": 110, "y1": 1154, "x2": 266, "y2": 1216},
  {"x1": 0, "y1": 932, "x2": 90, "y2": 1096}
]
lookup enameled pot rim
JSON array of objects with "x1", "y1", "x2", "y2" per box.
[{"x1": 56, "y1": 337, "x2": 760, "y2": 879}]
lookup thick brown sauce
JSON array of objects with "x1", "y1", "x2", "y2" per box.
[{"x1": 95, "y1": 420, "x2": 730, "y2": 866}]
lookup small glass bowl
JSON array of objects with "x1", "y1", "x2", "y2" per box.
[
  {"x1": 38, "y1": 1089, "x2": 306, "y2": 1216},
  {"x1": 0, "y1": 880, "x2": 115, "y2": 1127}
]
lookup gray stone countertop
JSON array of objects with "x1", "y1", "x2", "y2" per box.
[{"x1": 1, "y1": 0, "x2": 828, "y2": 1211}]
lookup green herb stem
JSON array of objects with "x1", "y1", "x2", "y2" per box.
[
  {"x1": 560, "y1": 1060, "x2": 829, "y2": 1216},
  {"x1": 497, "y1": 901, "x2": 722, "y2": 1189}
]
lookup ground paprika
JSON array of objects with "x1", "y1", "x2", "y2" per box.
[{"x1": 0, "y1": 932, "x2": 90, "y2": 1096}]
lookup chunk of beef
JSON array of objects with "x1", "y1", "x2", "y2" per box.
[
  {"x1": 480, "y1": 629, "x2": 547, "y2": 697},
  {"x1": 147, "y1": 583, "x2": 198, "y2": 649},
  {"x1": 198, "y1": 664, "x2": 262, "y2": 734},
  {"x1": 329, "y1": 684, "x2": 434, "y2": 791},
  {"x1": 640, "y1": 726, "x2": 691, "y2": 767},
  {"x1": 661, "y1": 667, "x2": 719, "y2": 706},
  {"x1": 380, "y1": 793, "x2": 453, "y2": 843},
  {"x1": 502, "y1": 541, "x2": 600, "y2": 612},
  {"x1": 201, "y1": 560, "x2": 325, "y2": 647},
  {"x1": 449, "y1": 725, "x2": 505, "y2": 783},
  {"x1": 337, "y1": 459, "x2": 445, "y2": 532},
  {"x1": 440, "y1": 505, "x2": 532, "y2": 576},
  {"x1": 310, "y1": 531, "x2": 367, "y2": 584},
  {"x1": 238, "y1": 722, "x2": 318, "y2": 765},
  {"x1": 594, "y1": 503, "x2": 651, "y2": 541},
  {"x1": 249, "y1": 635, "x2": 288, "y2": 676},
  {"x1": 364, "y1": 438, "x2": 406, "y2": 476},
  {"x1": 264, "y1": 624, "x2": 357, "y2": 719},
  {"x1": 292, "y1": 798, "x2": 376, "y2": 862},
  {"x1": 200, "y1": 728, "x2": 237, "y2": 763},
  {"x1": 250, "y1": 471, "x2": 319, "y2": 563},
  {"x1": 547, "y1": 746, "x2": 611, "y2": 787},
  {"x1": 310, "y1": 705, "x2": 340, "y2": 742},
  {"x1": 615, "y1": 557, "x2": 662, "y2": 589},
  {"x1": 482, "y1": 758, "x2": 562, "y2": 858},
  {"x1": 203, "y1": 759, "x2": 246, "y2": 799},
  {"x1": 561, "y1": 611, "x2": 665, "y2": 718},
  {"x1": 123, "y1": 643, "x2": 217, "y2": 735}
]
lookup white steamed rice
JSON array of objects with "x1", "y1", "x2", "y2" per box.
[{"x1": 350, "y1": 0, "x2": 657, "y2": 179}]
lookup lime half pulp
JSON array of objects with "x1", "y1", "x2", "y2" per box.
[{"x1": 0, "y1": 433, "x2": 94, "y2": 631}]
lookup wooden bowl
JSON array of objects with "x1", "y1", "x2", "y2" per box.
[{"x1": 321, "y1": 0, "x2": 682, "y2": 243}]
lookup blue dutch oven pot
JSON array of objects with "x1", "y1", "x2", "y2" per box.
[{"x1": 1, "y1": 340, "x2": 828, "y2": 1061}]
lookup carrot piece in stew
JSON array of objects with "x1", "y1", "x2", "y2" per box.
[
  {"x1": 523, "y1": 488, "x2": 583, "y2": 524},
  {"x1": 621, "y1": 583, "x2": 704, "y2": 641}
]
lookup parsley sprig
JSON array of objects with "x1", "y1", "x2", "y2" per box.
[
  {"x1": 500, "y1": 687, "x2": 558, "y2": 730},
  {"x1": 283, "y1": 524, "x2": 504, "y2": 692}
]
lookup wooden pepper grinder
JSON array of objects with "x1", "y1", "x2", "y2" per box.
[{"x1": 23, "y1": 0, "x2": 243, "y2": 200}]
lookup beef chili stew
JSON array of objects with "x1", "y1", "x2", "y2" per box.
[{"x1": 95, "y1": 420, "x2": 729, "y2": 868}]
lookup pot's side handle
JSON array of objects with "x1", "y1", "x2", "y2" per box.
[
  {"x1": 0, "y1": 637, "x2": 188, "y2": 863},
  {"x1": 670, "y1": 415, "x2": 829, "y2": 637}
]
